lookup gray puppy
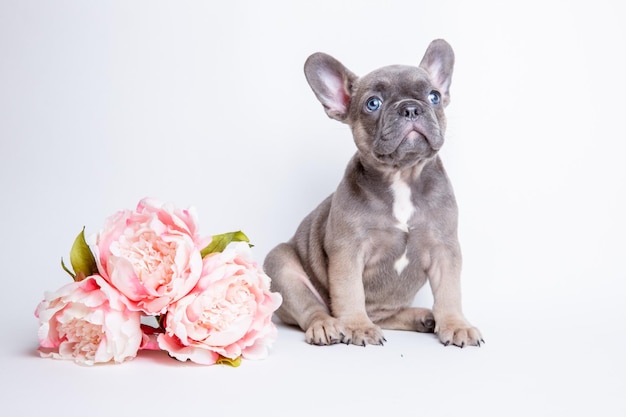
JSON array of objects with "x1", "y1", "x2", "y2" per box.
[{"x1": 264, "y1": 39, "x2": 482, "y2": 348}]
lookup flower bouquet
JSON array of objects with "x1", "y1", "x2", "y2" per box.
[{"x1": 35, "y1": 198, "x2": 282, "y2": 366}]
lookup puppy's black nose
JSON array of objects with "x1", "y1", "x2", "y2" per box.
[{"x1": 402, "y1": 105, "x2": 421, "y2": 120}]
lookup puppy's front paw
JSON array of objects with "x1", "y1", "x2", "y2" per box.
[
  {"x1": 342, "y1": 320, "x2": 385, "y2": 347},
  {"x1": 435, "y1": 315, "x2": 483, "y2": 348},
  {"x1": 305, "y1": 316, "x2": 346, "y2": 346},
  {"x1": 305, "y1": 316, "x2": 386, "y2": 346}
]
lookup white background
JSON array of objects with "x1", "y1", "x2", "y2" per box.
[{"x1": 1, "y1": 1, "x2": 625, "y2": 415}]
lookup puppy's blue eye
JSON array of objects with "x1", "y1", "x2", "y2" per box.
[
  {"x1": 365, "y1": 97, "x2": 382, "y2": 112},
  {"x1": 428, "y1": 91, "x2": 441, "y2": 105}
]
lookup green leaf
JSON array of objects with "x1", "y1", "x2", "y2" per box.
[
  {"x1": 60, "y1": 257, "x2": 75, "y2": 280},
  {"x1": 216, "y1": 355, "x2": 241, "y2": 367},
  {"x1": 200, "y1": 230, "x2": 251, "y2": 258},
  {"x1": 68, "y1": 227, "x2": 98, "y2": 281}
]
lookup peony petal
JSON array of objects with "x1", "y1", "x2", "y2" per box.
[
  {"x1": 157, "y1": 334, "x2": 220, "y2": 365},
  {"x1": 205, "y1": 315, "x2": 253, "y2": 347},
  {"x1": 241, "y1": 339, "x2": 271, "y2": 361},
  {"x1": 108, "y1": 257, "x2": 145, "y2": 301},
  {"x1": 140, "y1": 330, "x2": 161, "y2": 351}
]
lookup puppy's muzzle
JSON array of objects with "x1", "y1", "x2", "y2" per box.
[{"x1": 374, "y1": 100, "x2": 441, "y2": 156}]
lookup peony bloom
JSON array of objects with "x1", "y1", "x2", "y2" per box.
[
  {"x1": 35, "y1": 275, "x2": 142, "y2": 366},
  {"x1": 90, "y1": 198, "x2": 208, "y2": 315},
  {"x1": 158, "y1": 242, "x2": 283, "y2": 365}
]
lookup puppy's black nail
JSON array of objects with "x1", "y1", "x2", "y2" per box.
[
  {"x1": 481, "y1": 339, "x2": 486, "y2": 344},
  {"x1": 361, "y1": 341, "x2": 366, "y2": 347},
  {"x1": 460, "y1": 342, "x2": 465, "y2": 348},
  {"x1": 443, "y1": 340, "x2": 450, "y2": 347}
]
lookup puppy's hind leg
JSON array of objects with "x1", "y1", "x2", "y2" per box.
[
  {"x1": 264, "y1": 243, "x2": 344, "y2": 345},
  {"x1": 375, "y1": 307, "x2": 436, "y2": 333}
]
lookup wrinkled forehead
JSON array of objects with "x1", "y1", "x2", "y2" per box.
[{"x1": 356, "y1": 65, "x2": 432, "y2": 96}]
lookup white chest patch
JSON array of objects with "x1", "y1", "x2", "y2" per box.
[
  {"x1": 390, "y1": 173, "x2": 415, "y2": 275},
  {"x1": 390, "y1": 173, "x2": 415, "y2": 232},
  {"x1": 394, "y1": 249, "x2": 410, "y2": 275}
]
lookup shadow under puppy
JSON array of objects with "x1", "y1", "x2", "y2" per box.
[{"x1": 264, "y1": 39, "x2": 483, "y2": 348}]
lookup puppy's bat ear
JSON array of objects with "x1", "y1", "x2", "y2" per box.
[
  {"x1": 419, "y1": 39, "x2": 455, "y2": 107},
  {"x1": 304, "y1": 52, "x2": 357, "y2": 122}
]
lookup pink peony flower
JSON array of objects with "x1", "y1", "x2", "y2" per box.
[
  {"x1": 35, "y1": 275, "x2": 143, "y2": 365},
  {"x1": 157, "y1": 242, "x2": 283, "y2": 365},
  {"x1": 90, "y1": 198, "x2": 208, "y2": 315}
]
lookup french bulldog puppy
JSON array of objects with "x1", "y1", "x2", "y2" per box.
[{"x1": 264, "y1": 39, "x2": 483, "y2": 348}]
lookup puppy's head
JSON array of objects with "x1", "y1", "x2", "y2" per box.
[{"x1": 304, "y1": 39, "x2": 454, "y2": 170}]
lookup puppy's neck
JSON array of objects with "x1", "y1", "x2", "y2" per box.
[{"x1": 356, "y1": 153, "x2": 430, "y2": 186}]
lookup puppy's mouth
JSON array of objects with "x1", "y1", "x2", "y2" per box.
[
  {"x1": 404, "y1": 129, "x2": 425, "y2": 144},
  {"x1": 374, "y1": 126, "x2": 438, "y2": 164}
]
